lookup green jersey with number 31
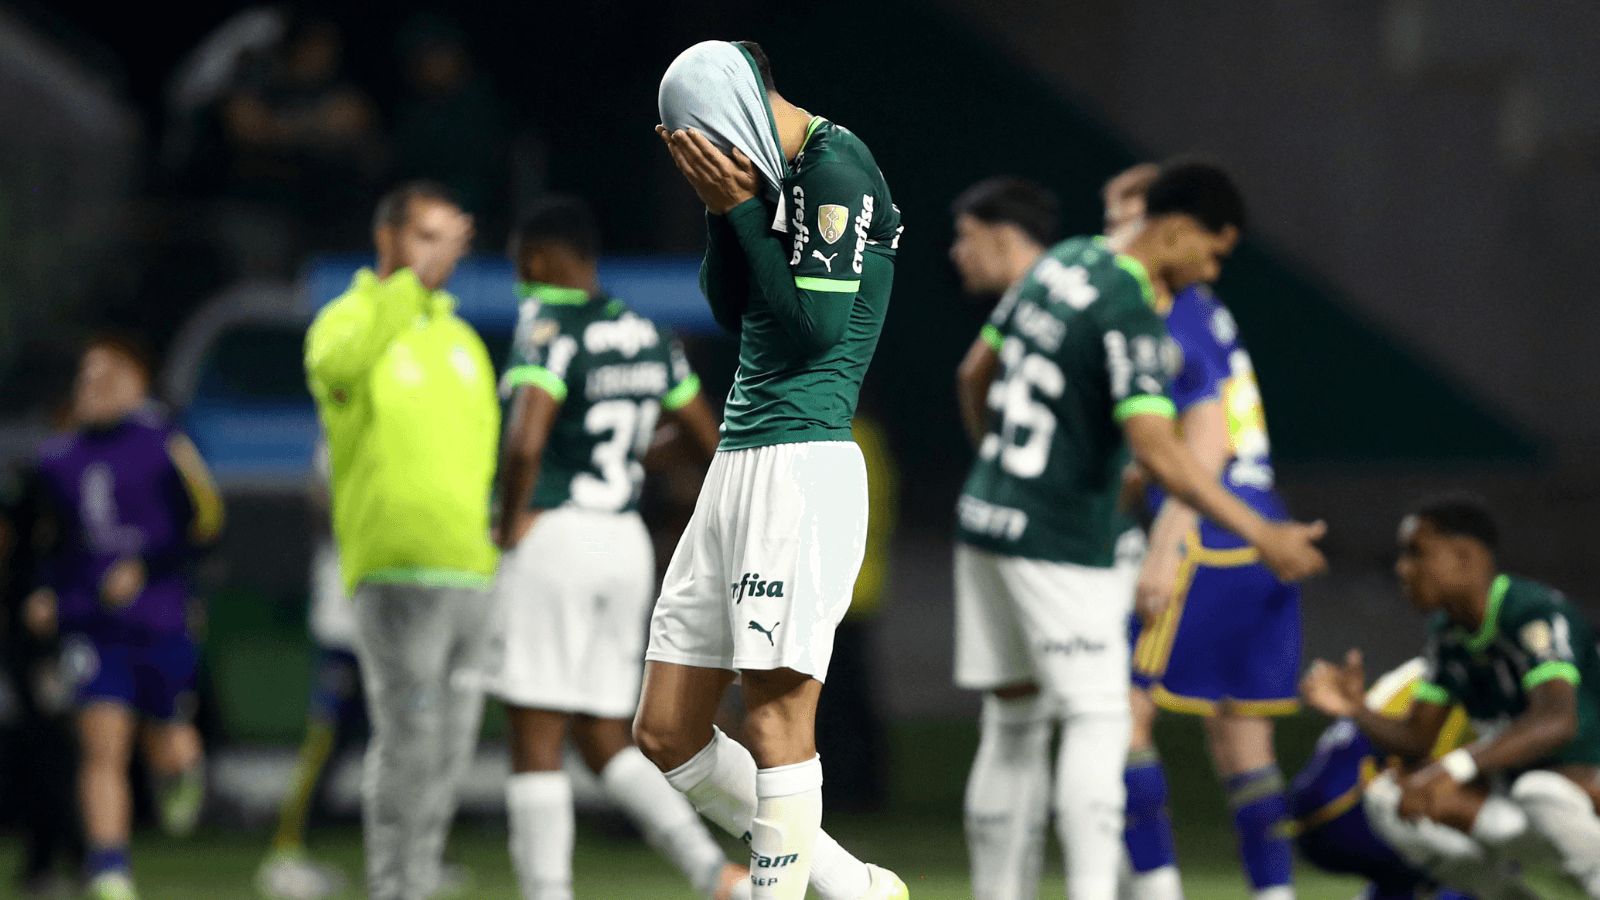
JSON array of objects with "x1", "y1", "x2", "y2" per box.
[
  {"x1": 957, "y1": 236, "x2": 1177, "y2": 567},
  {"x1": 500, "y1": 287, "x2": 702, "y2": 514}
]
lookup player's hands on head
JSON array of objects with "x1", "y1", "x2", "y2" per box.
[
  {"x1": 1258, "y1": 519, "x2": 1328, "y2": 582},
  {"x1": 1300, "y1": 648, "x2": 1365, "y2": 719},
  {"x1": 656, "y1": 125, "x2": 761, "y2": 215}
]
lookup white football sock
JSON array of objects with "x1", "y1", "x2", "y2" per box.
[
  {"x1": 965, "y1": 693, "x2": 1052, "y2": 900},
  {"x1": 602, "y1": 746, "x2": 729, "y2": 898},
  {"x1": 750, "y1": 757, "x2": 822, "y2": 900},
  {"x1": 506, "y1": 771, "x2": 574, "y2": 900},
  {"x1": 1128, "y1": 866, "x2": 1185, "y2": 900},
  {"x1": 1056, "y1": 706, "x2": 1132, "y2": 900},
  {"x1": 663, "y1": 728, "x2": 871, "y2": 900}
]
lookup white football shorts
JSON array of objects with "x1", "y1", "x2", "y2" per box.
[
  {"x1": 646, "y1": 441, "x2": 868, "y2": 681},
  {"x1": 490, "y1": 507, "x2": 655, "y2": 718},
  {"x1": 954, "y1": 542, "x2": 1135, "y2": 713}
]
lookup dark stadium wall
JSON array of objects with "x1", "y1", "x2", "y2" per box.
[{"x1": 936, "y1": 0, "x2": 1597, "y2": 472}]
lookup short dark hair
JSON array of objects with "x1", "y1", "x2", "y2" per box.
[
  {"x1": 1143, "y1": 160, "x2": 1248, "y2": 235},
  {"x1": 1412, "y1": 493, "x2": 1499, "y2": 551},
  {"x1": 372, "y1": 179, "x2": 458, "y2": 233},
  {"x1": 737, "y1": 40, "x2": 776, "y2": 94},
  {"x1": 509, "y1": 194, "x2": 601, "y2": 263},
  {"x1": 951, "y1": 176, "x2": 1059, "y2": 247},
  {"x1": 84, "y1": 332, "x2": 154, "y2": 383}
]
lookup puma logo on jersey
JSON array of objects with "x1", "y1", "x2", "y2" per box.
[
  {"x1": 811, "y1": 250, "x2": 838, "y2": 272},
  {"x1": 730, "y1": 572, "x2": 785, "y2": 603},
  {"x1": 747, "y1": 620, "x2": 780, "y2": 645}
]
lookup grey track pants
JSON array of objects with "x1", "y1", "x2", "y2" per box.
[{"x1": 353, "y1": 582, "x2": 492, "y2": 900}]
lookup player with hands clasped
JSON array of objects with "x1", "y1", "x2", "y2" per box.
[
  {"x1": 638, "y1": 39, "x2": 907, "y2": 900},
  {"x1": 1303, "y1": 494, "x2": 1600, "y2": 898},
  {"x1": 950, "y1": 161, "x2": 1325, "y2": 900}
]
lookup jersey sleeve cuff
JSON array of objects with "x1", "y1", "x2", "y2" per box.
[
  {"x1": 501, "y1": 365, "x2": 567, "y2": 403},
  {"x1": 1113, "y1": 395, "x2": 1177, "y2": 424},
  {"x1": 794, "y1": 276, "x2": 861, "y2": 293},
  {"x1": 1411, "y1": 681, "x2": 1453, "y2": 705},
  {"x1": 662, "y1": 373, "x2": 702, "y2": 411},
  {"x1": 979, "y1": 323, "x2": 1003, "y2": 352},
  {"x1": 1524, "y1": 661, "x2": 1581, "y2": 690}
]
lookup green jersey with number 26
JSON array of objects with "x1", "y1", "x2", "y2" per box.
[
  {"x1": 500, "y1": 286, "x2": 702, "y2": 514},
  {"x1": 957, "y1": 236, "x2": 1177, "y2": 567}
]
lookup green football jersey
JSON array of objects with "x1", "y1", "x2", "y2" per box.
[
  {"x1": 1416, "y1": 574, "x2": 1600, "y2": 767},
  {"x1": 500, "y1": 286, "x2": 701, "y2": 514},
  {"x1": 701, "y1": 116, "x2": 901, "y2": 450},
  {"x1": 957, "y1": 237, "x2": 1177, "y2": 567}
]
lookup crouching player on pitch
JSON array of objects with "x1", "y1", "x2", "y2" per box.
[
  {"x1": 1290, "y1": 656, "x2": 1482, "y2": 900},
  {"x1": 1303, "y1": 494, "x2": 1600, "y2": 899},
  {"x1": 489, "y1": 195, "x2": 750, "y2": 900},
  {"x1": 36, "y1": 337, "x2": 224, "y2": 900}
]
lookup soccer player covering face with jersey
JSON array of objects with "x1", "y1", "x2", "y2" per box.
[
  {"x1": 638, "y1": 40, "x2": 908, "y2": 900},
  {"x1": 1304, "y1": 495, "x2": 1600, "y2": 898},
  {"x1": 488, "y1": 195, "x2": 749, "y2": 900},
  {"x1": 1099, "y1": 162, "x2": 1304, "y2": 900},
  {"x1": 950, "y1": 161, "x2": 1326, "y2": 900}
]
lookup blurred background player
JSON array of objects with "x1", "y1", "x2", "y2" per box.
[
  {"x1": 1290, "y1": 656, "x2": 1477, "y2": 900},
  {"x1": 1304, "y1": 494, "x2": 1600, "y2": 898},
  {"x1": 947, "y1": 174, "x2": 1062, "y2": 900},
  {"x1": 1110, "y1": 161, "x2": 1303, "y2": 900},
  {"x1": 641, "y1": 39, "x2": 907, "y2": 900},
  {"x1": 33, "y1": 336, "x2": 223, "y2": 900},
  {"x1": 255, "y1": 438, "x2": 363, "y2": 900},
  {"x1": 489, "y1": 194, "x2": 745, "y2": 900},
  {"x1": 2, "y1": 451, "x2": 86, "y2": 898},
  {"x1": 303, "y1": 181, "x2": 499, "y2": 900},
  {"x1": 950, "y1": 161, "x2": 1327, "y2": 900}
]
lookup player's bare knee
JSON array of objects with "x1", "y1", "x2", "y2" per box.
[
  {"x1": 632, "y1": 711, "x2": 690, "y2": 770},
  {"x1": 993, "y1": 682, "x2": 1040, "y2": 701}
]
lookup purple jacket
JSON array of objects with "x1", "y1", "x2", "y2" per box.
[{"x1": 33, "y1": 406, "x2": 223, "y2": 640}]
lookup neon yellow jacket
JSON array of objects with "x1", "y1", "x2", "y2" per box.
[{"x1": 305, "y1": 268, "x2": 499, "y2": 593}]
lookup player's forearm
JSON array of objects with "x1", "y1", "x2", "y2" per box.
[
  {"x1": 1132, "y1": 421, "x2": 1270, "y2": 549},
  {"x1": 701, "y1": 212, "x2": 747, "y2": 335},
  {"x1": 955, "y1": 339, "x2": 997, "y2": 450},
  {"x1": 1468, "y1": 687, "x2": 1579, "y2": 775},
  {"x1": 1352, "y1": 707, "x2": 1438, "y2": 758},
  {"x1": 306, "y1": 279, "x2": 423, "y2": 395},
  {"x1": 725, "y1": 199, "x2": 849, "y2": 354},
  {"x1": 1145, "y1": 501, "x2": 1199, "y2": 567},
  {"x1": 497, "y1": 447, "x2": 543, "y2": 533}
]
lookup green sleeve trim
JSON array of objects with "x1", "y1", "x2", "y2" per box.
[
  {"x1": 361, "y1": 567, "x2": 494, "y2": 591},
  {"x1": 662, "y1": 373, "x2": 702, "y2": 411},
  {"x1": 979, "y1": 323, "x2": 1004, "y2": 351},
  {"x1": 502, "y1": 365, "x2": 567, "y2": 403},
  {"x1": 1411, "y1": 682, "x2": 1452, "y2": 705},
  {"x1": 515, "y1": 281, "x2": 590, "y2": 305},
  {"x1": 1524, "y1": 661, "x2": 1581, "y2": 690},
  {"x1": 1113, "y1": 254, "x2": 1159, "y2": 310},
  {"x1": 793, "y1": 276, "x2": 861, "y2": 293},
  {"x1": 1113, "y1": 394, "x2": 1177, "y2": 424}
]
